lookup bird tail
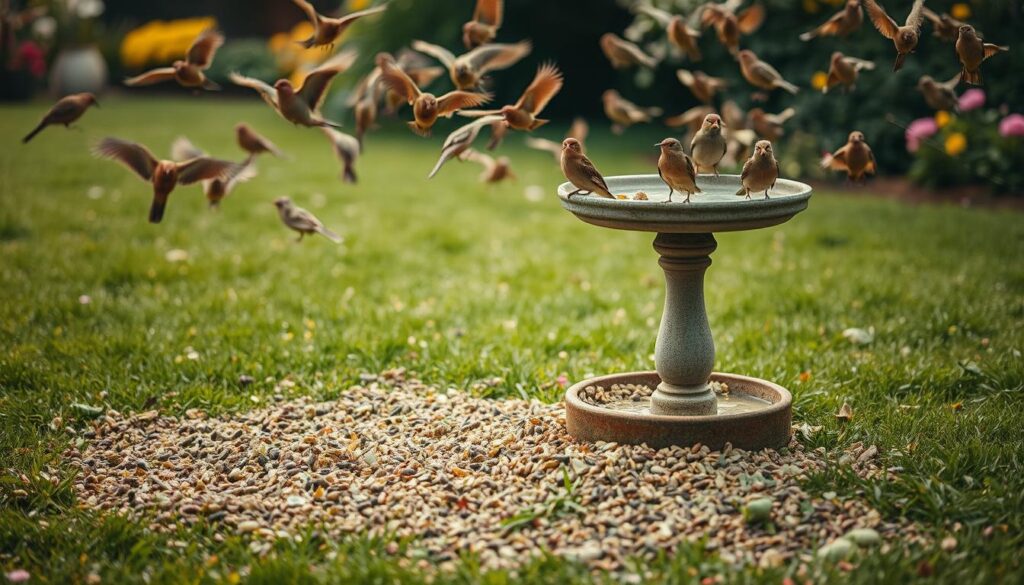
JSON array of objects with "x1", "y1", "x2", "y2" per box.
[
  {"x1": 318, "y1": 118, "x2": 344, "y2": 130},
  {"x1": 427, "y1": 152, "x2": 453, "y2": 179},
  {"x1": 528, "y1": 118, "x2": 550, "y2": 131},
  {"x1": 22, "y1": 122, "x2": 46, "y2": 144},
  {"x1": 735, "y1": 186, "x2": 747, "y2": 197},
  {"x1": 776, "y1": 80, "x2": 799, "y2": 95},
  {"x1": 317, "y1": 227, "x2": 342, "y2": 243},
  {"x1": 149, "y1": 199, "x2": 167, "y2": 224},
  {"x1": 892, "y1": 53, "x2": 906, "y2": 72},
  {"x1": 960, "y1": 67, "x2": 981, "y2": 86},
  {"x1": 798, "y1": 30, "x2": 815, "y2": 42},
  {"x1": 407, "y1": 121, "x2": 431, "y2": 137},
  {"x1": 202, "y1": 79, "x2": 222, "y2": 91}
]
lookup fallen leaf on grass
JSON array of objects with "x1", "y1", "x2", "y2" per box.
[
  {"x1": 836, "y1": 402, "x2": 853, "y2": 421},
  {"x1": 842, "y1": 327, "x2": 874, "y2": 345}
]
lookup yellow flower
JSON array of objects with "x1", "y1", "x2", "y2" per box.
[
  {"x1": 944, "y1": 132, "x2": 967, "y2": 156},
  {"x1": 951, "y1": 3, "x2": 971, "y2": 21},
  {"x1": 810, "y1": 71, "x2": 829, "y2": 91},
  {"x1": 120, "y1": 17, "x2": 217, "y2": 69},
  {"x1": 935, "y1": 110, "x2": 952, "y2": 128},
  {"x1": 803, "y1": 0, "x2": 820, "y2": 14},
  {"x1": 348, "y1": 0, "x2": 372, "y2": 10}
]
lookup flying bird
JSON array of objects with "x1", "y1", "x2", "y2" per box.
[
  {"x1": 736, "y1": 140, "x2": 778, "y2": 199},
  {"x1": 636, "y1": 3, "x2": 702, "y2": 61},
  {"x1": 461, "y1": 149, "x2": 515, "y2": 183},
  {"x1": 676, "y1": 69, "x2": 727, "y2": 104},
  {"x1": 274, "y1": 197, "x2": 341, "y2": 243},
  {"x1": 599, "y1": 33, "x2": 658, "y2": 69},
  {"x1": 125, "y1": 29, "x2": 224, "y2": 90},
  {"x1": 800, "y1": 0, "x2": 863, "y2": 41},
  {"x1": 738, "y1": 49, "x2": 799, "y2": 94},
  {"x1": 955, "y1": 25, "x2": 1008, "y2": 85},
  {"x1": 22, "y1": 93, "x2": 99, "y2": 144},
  {"x1": 459, "y1": 63, "x2": 564, "y2": 131},
  {"x1": 290, "y1": 0, "x2": 388, "y2": 50},
  {"x1": 428, "y1": 114, "x2": 504, "y2": 178},
  {"x1": 823, "y1": 52, "x2": 875, "y2": 93},
  {"x1": 351, "y1": 72, "x2": 380, "y2": 150},
  {"x1": 229, "y1": 50, "x2": 357, "y2": 129},
  {"x1": 463, "y1": 0, "x2": 503, "y2": 49},
  {"x1": 747, "y1": 107, "x2": 796, "y2": 142},
  {"x1": 321, "y1": 128, "x2": 360, "y2": 183},
  {"x1": 377, "y1": 53, "x2": 490, "y2": 137},
  {"x1": 93, "y1": 137, "x2": 243, "y2": 223},
  {"x1": 699, "y1": 0, "x2": 765, "y2": 55},
  {"x1": 525, "y1": 117, "x2": 589, "y2": 162},
  {"x1": 603, "y1": 89, "x2": 662, "y2": 135},
  {"x1": 920, "y1": 7, "x2": 965, "y2": 42},
  {"x1": 664, "y1": 105, "x2": 715, "y2": 138},
  {"x1": 655, "y1": 138, "x2": 701, "y2": 203},
  {"x1": 690, "y1": 113, "x2": 728, "y2": 175},
  {"x1": 561, "y1": 138, "x2": 613, "y2": 198},
  {"x1": 916, "y1": 74, "x2": 960, "y2": 111},
  {"x1": 170, "y1": 136, "x2": 257, "y2": 209},
  {"x1": 821, "y1": 131, "x2": 876, "y2": 183},
  {"x1": 862, "y1": 0, "x2": 926, "y2": 72},
  {"x1": 412, "y1": 39, "x2": 531, "y2": 91},
  {"x1": 236, "y1": 123, "x2": 285, "y2": 158}
]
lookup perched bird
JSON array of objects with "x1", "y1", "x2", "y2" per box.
[
  {"x1": 955, "y1": 25, "x2": 1008, "y2": 85},
  {"x1": 525, "y1": 117, "x2": 589, "y2": 162},
  {"x1": 459, "y1": 63, "x2": 564, "y2": 131},
  {"x1": 916, "y1": 73, "x2": 960, "y2": 111},
  {"x1": 236, "y1": 123, "x2": 285, "y2": 158},
  {"x1": 321, "y1": 128, "x2": 360, "y2": 183},
  {"x1": 862, "y1": 0, "x2": 925, "y2": 72},
  {"x1": 22, "y1": 93, "x2": 99, "y2": 144},
  {"x1": 690, "y1": 113, "x2": 728, "y2": 175},
  {"x1": 747, "y1": 107, "x2": 796, "y2": 142},
  {"x1": 823, "y1": 52, "x2": 875, "y2": 93},
  {"x1": 428, "y1": 114, "x2": 505, "y2": 178},
  {"x1": 821, "y1": 130, "x2": 876, "y2": 183},
  {"x1": 230, "y1": 50, "x2": 357, "y2": 129},
  {"x1": 636, "y1": 3, "x2": 702, "y2": 61},
  {"x1": 125, "y1": 29, "x2": 223, "y2": 90},
  {"x1": 462, "y1": 149, "x2": 515, "y2": 183},
  {"x1": 599, "y1": 33, "x2": 658, "y2": 69},
  {"x1": 273, "y1": 197, "x2": 341, "y2": 243},
  {"x1": 800, "y1": 0, "x2": 863, "y2": 41},
  {"x1": 738, "y1": 50, "x2": 799, "y2": 95},
  {"x1": 561, "y1": 138, "x2": 613, "y2": 198},
  {"x1": 676, "y1": 69, "x2": 727, "y2": 104},
  {"x1": 93, "y1": 137, "x2": 243, "y2": 223},
  {"x1": 290, "y1": 0, "x2": 388, "y2": 50},
  {"x1": 170, "y1": 137, "x2": 257, "y2": 209},
  {"x1": 603, "y1": 89, "x2": 662, "y2": 135},
  {"x1": 412, "y1": 39, "x2": 531, "y2": 91},
  {"x1": 377, "y1": 53, "x2": 490, "y2": 137},
  {"x1": 736, "y1": 140, "x2": 778, "y2": 199},
  {"x1": 699, "y1": 0, "x2": 765, "y2": 55},
  {"x1": 656, "y1": 138, "x2": 701, "y2": 203},
  {"x1": 921, "y1": 7, "x2": 965, "y2": 42},
  {"x1": 463, "y1": 0, "x2": 503, "y2": 49}
]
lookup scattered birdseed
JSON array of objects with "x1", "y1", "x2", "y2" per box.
[{"x1": 68, "y1": 372, "x2": 923, "y2": 573}]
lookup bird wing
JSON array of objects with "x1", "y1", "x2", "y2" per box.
[
  {"x1": 920, "y1": 6, "x2": 940, "y2": 26},
  {"x1": 411, "y1": 40, "x2": 457, "y2": 69},
  {"x1": 983, "y1": 43, "x2": 1008, "y2": 59},
  {"x1": 844, "y1": 56, "x2": 875, "y2": 70},
  {"x1": 175, "y1": 157, "x2": 240, "y2": 185},
  {"x1": 93, "y1": 138, "x2": 158, "y2": 181},
  {"x1": 336, "y1": 4, "x2": 389, "y2": 25},
  {"x1": 665, "y1": 105, "x2": 712, "y2": 128},
  {"x1": 473, "y1": 0, "x2": 503, "y2": 27},
  {"x1": 864, "y1": 0, "x2": 899, "y2": 38},
  {"x1": 524, "y1": 136, "x2": 560, "y2": 154},
  {"x1": 568, "y1": 117, "x2": 589, "y2": 143},
  {"x1": 467, "y1": 41, "x2": 532, "y2": 74},
  {"x1": 751, "y1": 59, "x2": 784, "y2": 81},
  {"x1": 300, "y1": 49, "x2": 359, "y2": 111},
  {"x1": 229, "y1": 73, "x2": 279, "y2": 108},
  {"x1": 637, "y1": 3, "x2": 674, "y2": 27},
  {"x1": 865, "y1": 146, "x2": 877, "y2": 174},
  {"x1": 436, "y1": 91, "x2": 492, "y2": 117},
  {"x1": 290, "y1": 207, "x2": 323, "y2": 231},
  {"x1": 822, "y1": 144, "x2": 850, "y2": 170},
  {"x1": 736, "y1": 4, "x2": 765, "y2": 34},
  {"x1": 291, "y1": 0, "x2": 321, "y2": 24},
  {"x1": 408, "y1": 66, "x2": 446, "y2": 88},
  {"x1": 441, "y1": 114, "x2": 504, "y2": 150},
  {"x1": 124, "y1": 68, "x2": 177, "y2": 87},
  {"x1": 766, "y1": 107, "x2": 796, "y2": 125},
  {"x1": 322, "y1": 127, "x2": 360, "y2": 158},
  {"x1": 940, "y1": 72, "x2": 961, "y2": 89},
  {"x1": 170, "y1": 136, "x2": 205, "y2": 162},
  {"x1": 740, "y1": 157, "x2": 753, "y2": 182},
  {"x1": 514, "y1": 63, "x2": 563, "y2": 115},
  {"x1": 349, "y1": 67, "x2": 381, "y2": 105},
  {"x1": 186, "y1": 29, "x2": 224, "y2": 69},
  {"x1": 904, "y1": 0, "x2": 925, "y2": 29},
  {"x1": 461, "y1": 148, "x2": 496, "y2": 170},
  {"x1": 722, "y1": 101, "x2": 745, "y2": 128},
  {"x1": 378, "y1": 57, "x2": 422, "y2": 103},
  {"x1": 676, "y1": 69, "x2": 696, "y2": 88},
  {"x1": 684, "y1": 153, "x2": 698, "y2": 182},
  {"x1": 579, "y1": 155, "x2": 610, "y2": 192}
]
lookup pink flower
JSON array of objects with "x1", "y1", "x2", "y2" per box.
[
  {"x1": 958, "y1": 88, "x2": 985, "y2": 112},
  {"x1": 5, "y1": 569, "x2": 31, "y2": 583},
  {"x1": 905, "y1": 117, "x2": 938, "y2": 153},
  {"x1": 13, "y1": 40, "x2": 46, "y2": 78},
  {"x1": 556, "y1": 374, "x2": 569, "y2": 388},
  {"x1": 999, "y1": 114, "x2": 1024, "y2": 137}
]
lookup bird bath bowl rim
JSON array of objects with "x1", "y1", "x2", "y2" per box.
[{"x1": 557, "y1": 173, "x2": 812, "y2": 233}]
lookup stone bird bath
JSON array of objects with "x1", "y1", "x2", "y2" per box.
[{"x1": 557, "y1": 174, "x2": 812, "y2": 450}]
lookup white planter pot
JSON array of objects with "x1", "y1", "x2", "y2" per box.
[{"x1": 50, "y1": 45, "x2": 107, "y2": 97}]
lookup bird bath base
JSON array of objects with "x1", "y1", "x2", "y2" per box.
[{"x1": 558, "y1": 174, "x2": 811, "y2": 450}]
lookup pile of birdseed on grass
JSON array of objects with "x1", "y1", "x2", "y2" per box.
[{"x1": 69, "y1": 370, "x2": 924, "y2": 572}]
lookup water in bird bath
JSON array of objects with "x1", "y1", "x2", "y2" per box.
[{"x1": 601, "y1": 392, "x2": 772, "y2": 416}]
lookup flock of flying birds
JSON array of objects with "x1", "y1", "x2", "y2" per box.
[{"x1": 18, "y1": 0, "x2": 1011, "y2": 238}]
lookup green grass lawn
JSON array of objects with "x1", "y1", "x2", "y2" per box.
[{"x1": 1, "y1": 97, "x2": 1023, "y2": 584}]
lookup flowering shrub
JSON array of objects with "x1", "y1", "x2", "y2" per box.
[{"x1": 907, "y1": 89, "x2": 1024, "y2": 195}]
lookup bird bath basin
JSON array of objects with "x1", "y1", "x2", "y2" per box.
[{"x1": 557, "y1": 174, "x2": 811, "y2": 450}]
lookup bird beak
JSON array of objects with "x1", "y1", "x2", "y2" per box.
[{"x1": 654, "y1": 142, "x2": 664, "y2": 147}]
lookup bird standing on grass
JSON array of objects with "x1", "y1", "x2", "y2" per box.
[
  {"x1": 737, "y1": 49, "x2": 799, "y2": 95},
  {"x1": 274, "y1": 197, "x2": 342, "y2": 243},
  {"x1": 290, "y1": 0, "x2": 388, "y2": 50},
  {"x1": 171, "y1": 137, "x2": 258, "y2": 209},
  {"x1": 321, "y1": 128, "x2": 360, "y2": 183},
  {"x1": 656, "y1": 138, "x2": 701, "y2": 203},
  {"x1": 599, "y1": 33, "x2": 658, "y2": 70},
  {"x1": 823, "y1": 52, "x2": 875, "y2": 93},
  {"x1": 800, "y1": 0, "x2": 863, "y2": 41},
  {"x1": 462, "y1": 0, "x2": 504, "y2": 49},
  {"x1": 22, "y1": 93, "x2": 99, "y2": 144},
  {"x1": 412, "y1": 39, "x2": 532, "y2": 91},
  {"x1": 93, "y1": 137, "x2": 244, "y2": 223},
  {"x1": 235, "y1": 123, "x2": 285, "y2": 158},
  {"x1": 955, "y1": 25, "x2": 1008, "y2": 86},
  {"x1": 862, "y1": 0, "x2": 926, "y2": 72},
  {"x1": 125, "y1": 29, "x2": 224, "y2": 90},
  {"x1": 822, "y1": 131, "x2": 876, "y2": 183},
  {"x1": 377, "y1": 53, "x2": 491, "y2": 137},
  {"x1": 690, "y1": 113, "x2": 728, "y2": 175},
  {"x1": 561, "y1": 138, "x2": 614, "y2": 199},
  {"x1": 229, "y1": 50, "x2": 358, "y2": 129},
  {"x1": 736, "y1": 140, "x2": 778, "y2": 199}
]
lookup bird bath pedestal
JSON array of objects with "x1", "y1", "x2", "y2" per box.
[{"x1": 557, "y1": 174, "x2": 811, "y2": 450}]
